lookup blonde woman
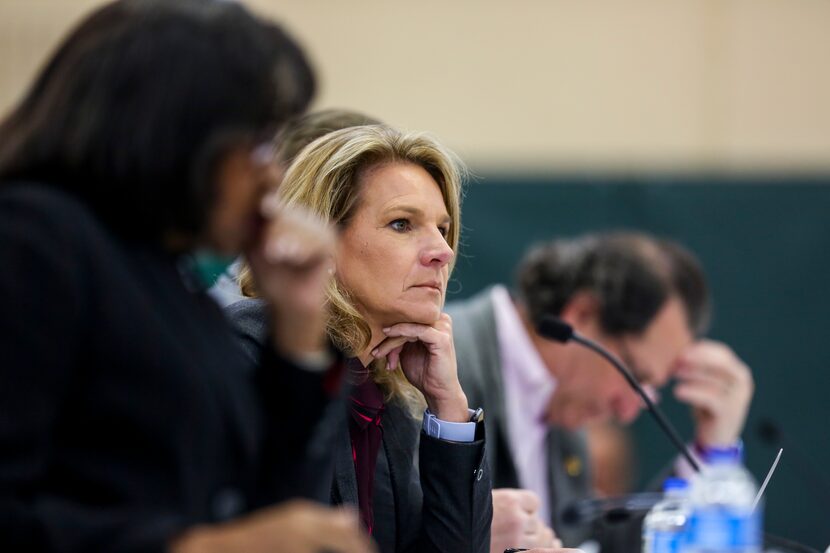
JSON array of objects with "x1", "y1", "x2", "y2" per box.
[{"x1": 228, "y1": 125, "x2": 492, "y2": 553}]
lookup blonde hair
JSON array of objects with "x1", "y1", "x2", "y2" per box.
[{"x1": 241, "y1": 125, "x2": 465, "y2": 412}]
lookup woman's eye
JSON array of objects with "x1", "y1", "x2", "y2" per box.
[
  {"x1": 438, "y1": 225, "x2": 450, "y2": 237},
  {"x1": 389, "y1": 219, "x2": 410, "y2": 232}
]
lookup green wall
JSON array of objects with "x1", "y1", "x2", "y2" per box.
[{"x1": 447, "y1": 176, "x2": 830, "y2": 549}]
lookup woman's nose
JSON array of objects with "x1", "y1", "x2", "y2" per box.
[{"x1": 420, "y1": 231, "x2": 454, "y2": 267}]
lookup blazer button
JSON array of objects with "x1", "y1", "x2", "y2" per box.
[{"x1": 212, "y1": 487, "x2": 245, "y2": 521}]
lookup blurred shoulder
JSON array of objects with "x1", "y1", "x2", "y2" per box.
[
  {"x1": 0, "y1": 183, "x2": 117, "y2": 268},
  {"x1": 446, "y1": 286, "x2": 499, "y2": 341},
  {"x1": 447, "y1": 285, "x2": 492, "y2": 311},
  {"x1": 0, "y1": 183, "x2": 100, "y2": 233},
  {"x1": 224, "y1": 297, "x2": 269, "y2": 341}
]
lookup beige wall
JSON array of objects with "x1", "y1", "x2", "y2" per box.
[{"x1": 2, "y1": 0, "x2": 829, "y2": 173}]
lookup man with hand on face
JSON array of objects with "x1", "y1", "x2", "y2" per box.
[{"x1": 447, "y1": 232, "x2": 754, "y2": 552}]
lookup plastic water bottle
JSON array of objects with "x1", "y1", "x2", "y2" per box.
[
  {"x1": 642, "y1": 477, "x2": 691, "y2": 553},
  {"x1": 686, "y1": 447, "x2": 762, "y2": 553}
]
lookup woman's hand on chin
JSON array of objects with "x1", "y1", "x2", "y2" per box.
[{"x1": 371, "y1": 313, "x2": 469, "y2": 422}]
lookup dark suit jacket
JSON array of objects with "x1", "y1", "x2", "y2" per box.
[
  {"x1": 227, "y1": 298, "x2": 493, "y2": 553},
  {"x1": 0, "y1": 185, "x2": 337, "y2": 552},
  {"x1": 447, "y1": 288, "x2": 595, "y2": 547}
]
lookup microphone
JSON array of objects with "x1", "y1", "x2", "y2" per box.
[
  {"x1": 536, "y1": 316, "x2": 574, "y2": 343},
  {"x1": 562, "y1": 492, "x2": 663, "y2": 526},
  {"x1": 537, "y1": 315, "x2": 701, "y2": 472}
]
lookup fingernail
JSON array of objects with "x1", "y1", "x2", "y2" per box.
[
  {"x1": 371, "y1": 348, "x2": 379, "y2": 357},
  {"x1": 382, "y1": 327, "x2": 390, "y2": 333}
]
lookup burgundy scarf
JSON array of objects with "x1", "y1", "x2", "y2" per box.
[{"x1": 347, "y1": 361, "x2": 385, "y2": 534}]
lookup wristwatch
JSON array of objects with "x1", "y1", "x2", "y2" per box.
[{"x1": 471, "y1": 407, "x2": 485, "y2": 441}]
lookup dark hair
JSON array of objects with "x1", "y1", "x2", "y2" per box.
[
  {"x1": 0, "y1": 0, "x2": 314, "y2": 246},
  {"x1": 274, "y1": 108, "x2": 382, "y2": 167},
  {"x1": 516, "y1": 232, "x2": 711, "y2": 337}
]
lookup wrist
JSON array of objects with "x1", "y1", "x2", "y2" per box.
[
  {"x1": 695, "y1": 428, "x2": 742, "y2": 450},
  {"x1": 694, "y1": 438, "x2": 744, "y2": 461},
  {"x1": 425, "y1": 390, "x2": 469, "y2": 423},
  {"x1": 270, "y1": 306, "x2": 328, "y2": 358}
]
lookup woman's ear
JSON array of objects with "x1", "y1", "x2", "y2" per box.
[{"x1": 333, "y1": 240, "x2": 345, "y2": 276}]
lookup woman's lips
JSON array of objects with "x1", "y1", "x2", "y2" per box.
[{"x1": 413, "y1": 281, "x2": 442, "y2": 292}]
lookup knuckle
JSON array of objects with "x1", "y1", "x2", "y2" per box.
[
  {"x1": 520, "y1": 489, "x2": 537, "y2": 501},
  {"x1": 501, "y1": 491, "x2": 520, "y2": 510}
]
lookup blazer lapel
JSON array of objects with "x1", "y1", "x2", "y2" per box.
[
  {"x1": 380, "y1": 402, "x2": 420, "y2": 552},
  {"x1": 332, "y1": 415, "x2": 359, "y2": 506},
  {"x1": 547, "y1": 426, "x2": 592, "y2": 545}
]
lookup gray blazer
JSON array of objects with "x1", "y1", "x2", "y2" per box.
[{"x1": 447, "y1": 288, "x2": 594, "y2": 547}]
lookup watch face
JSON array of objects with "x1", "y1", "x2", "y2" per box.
[{"x1": 472, "y1": 408, "x2": 486, "y2": 442}]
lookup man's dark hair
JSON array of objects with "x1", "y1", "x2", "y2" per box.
[
  {"x1": 0, "y1": 0, "x2": 314, "y2": 246},
  {"x1": 516, "y1": 232, "x2": 711, "y2": 337},
  {"x1": 275, "y1": 108, "x2": 382, "y2": 166}
]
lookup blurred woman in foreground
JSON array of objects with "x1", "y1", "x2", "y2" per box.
[{"x1": 0, "y1": 1, "x2": 370, "y2": 552}]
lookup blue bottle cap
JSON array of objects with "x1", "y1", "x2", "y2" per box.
[{"x1": 663, "y1": 477, "x2": 688, "y2": 491}]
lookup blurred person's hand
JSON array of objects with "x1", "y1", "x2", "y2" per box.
[
  {"x1": 171, "y1": 499, "x2": 375, "y2": 553},
  {"x1": 672, "y1": 340, "x2": 754, "y2": 448},
  {"x1": 490, "y1": 489, "x2": 561, "y2": 553},
  {"x1": 246, "y1": 195, "x2": 336, "y2": 359}
]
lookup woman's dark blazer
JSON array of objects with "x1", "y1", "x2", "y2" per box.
[
  {"x1": 227, "y1": 298, "x2": 493, "y2": 553},
  {"x1": 0, "y1": 185, "x2": 337, "y2": 552}
]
